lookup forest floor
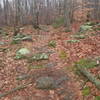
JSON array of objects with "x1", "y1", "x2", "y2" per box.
[{"x1": 0, "y1": 23, "x2": 100, "y2": 100}]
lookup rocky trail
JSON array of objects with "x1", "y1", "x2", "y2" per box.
[{"x1": 0, "y1": 23, "x2": 100, "y2": 100}]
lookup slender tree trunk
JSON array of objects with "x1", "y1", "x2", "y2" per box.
[{"x1": 64, "y1": 0, "x2": 71, "y2": 29}]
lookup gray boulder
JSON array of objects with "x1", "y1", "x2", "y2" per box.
[{"x1": 35, "y1": 77, "x2": 56, "y2": 89}]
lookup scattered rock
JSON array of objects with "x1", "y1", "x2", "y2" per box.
[
  {"x1": 75, "y1": 58, "x2": 97, "y2": 69},
  {"x1": 17, "y1": 48, "x2": 30, "y2": 55},
  {"x1": 66, "y1": 40, "x2": 80, "y2": 43},
  {"x1": 78, "y1": 23, "x2": 93, "y2": 34},
  {"x1": 12, "y1": 33, "x2": 32, "y2": 44},
  {"x1": 71, "y1": 35, "x2": 86, "y2": 39},
  {"x1": 35, "y1": 77, "x2": 56, "y2": 89},
  {"x1": 35, "y1": 76, "x2": 68, "y2": 90},
  {"x1": 15, "y1": 48, "x2": 31, "y2": 59},
  {"x1": 80, "y1": 25, "x2": 92, "y2": 32},
  {"x1": 30, "y1": 53, "x2": 49, "y2": 61}
]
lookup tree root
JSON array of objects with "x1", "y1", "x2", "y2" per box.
[{"x1": 79, "y1": 68, "x2": 100, "y2": 90}]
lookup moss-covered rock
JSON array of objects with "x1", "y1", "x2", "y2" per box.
[
  {"x1": 30, "y1": 53, "x2": 49, "y2": 61},
  {"x1": 80, "y1": 25, "x2": 92, "y2": 32},
  {"x1": 15, "y1": 48, "x2": 30, "y2": 59},
  {"x1": 67, "y1": 40, "x2": 80, "y2": 43},
  {"x1": 75, "y1": 58, "x2": 97, "y2": 69},
  {"x1": 12, "y1": 33, "x2": 32, "y2": 44},
  {"x1": 77, "y1": 22, "x2": 93, "y2": 35},
  {"x1": 72, "y1": 35, "x2": 86, "y2": 39},
  {"x1": 84, "y1": 22, "x2": 96, "y2": 26}
]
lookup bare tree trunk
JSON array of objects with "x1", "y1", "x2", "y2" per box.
[
  {"x1": 13, "y1": 0, "x2": 21, "y2": 36},
  {"x1": 64, "y1": 0, "x2": 71, "y2": 29},
  {"x1": 32, "y1": 0, "x2": 39, "y2": 29}
]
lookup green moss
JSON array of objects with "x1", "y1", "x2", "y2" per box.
[
  {"x1": 82, "y1": 87, "x2": 90, "y2": 96},
  {"x1": 59, "y1": 51, "x2": 67, "y2": 59},
  {"x1": 48, "y1": 40, "x2": 56, "y2": 48},
  {"x1": 95, "y1": 96, "x2": 100, "y2": 100},
  {"x1": 75, "y1": 58, "x2": 97, "y2": 69}
]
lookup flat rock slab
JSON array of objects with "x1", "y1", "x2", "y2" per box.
[
  {"x1": 35, "y1": 76, "x2": 68, "y2": 90},
  {"x1": 35, "y1": 77, "x2": 56, "y2": 89}
]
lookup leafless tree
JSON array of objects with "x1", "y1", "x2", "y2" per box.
[{"x1": 0, "y1": 0, "x2": 99, "y2": 28}]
